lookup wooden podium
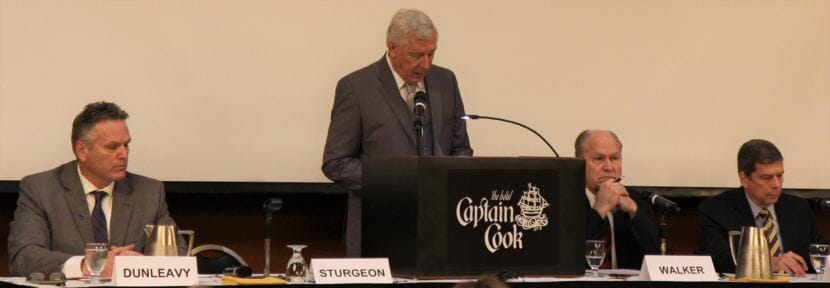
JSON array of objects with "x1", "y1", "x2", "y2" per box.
[{"x1": 362, "y1": 156, "x2": 586, "y2": 278}]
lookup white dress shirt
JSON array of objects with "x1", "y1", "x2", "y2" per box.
[{"x1": 61, "y1": 164, "x2": 114, "y2": 278}]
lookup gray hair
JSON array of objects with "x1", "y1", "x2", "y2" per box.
[
  {"x1": 574, "y1": 129, "x2": 623, "y2": 158},
  {"x1": 386, "y1": 9, "x2": 437, "y2": 46},
  {"x1": 72, "y1": 101, "x2": 129, "y2": 147}
]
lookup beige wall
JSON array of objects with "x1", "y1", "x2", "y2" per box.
[{"x1": 1, "y1": 0, "x2": 828, "y2": 188}]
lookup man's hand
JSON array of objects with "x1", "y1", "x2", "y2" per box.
[
  {"x1": 83, "y1": 244, "x2": 142, "y2": 278},
  {"x1": 593, "y1": 180, "x2": 626, "y2": 217},
  {"x1": 772, "y1": 251, "x2": 808, "y2": 277},
  {"x1": 617, "y1": 194, "x2": 638, "y2": 218}
]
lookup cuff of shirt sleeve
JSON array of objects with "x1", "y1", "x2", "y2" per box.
[{"x1": 62, "y1": 256, "x2": 85, "y2": 279}]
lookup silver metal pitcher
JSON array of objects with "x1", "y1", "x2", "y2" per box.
[
  {"x1": 729, "y1": 226, "x2": 772, "y2": 279},
  {"x1": 143, "y1": 224, "x2": 195, "y2": 256}
]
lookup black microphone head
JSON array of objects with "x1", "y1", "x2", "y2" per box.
[
  {"x1": 414, "y1": 91, "x2": 427, "y2": 104},
  {"x1": 263, "y1": 198, "x2": 282, "y2": 212},
  {"x1": 224, "y1": 266, "x2": 253, "y2": 277}
]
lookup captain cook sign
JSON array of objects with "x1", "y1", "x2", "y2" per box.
[
  {"x1": 456, "y1": 182, "x2": 549, "y2": 253},
  {"x1": 447, "y1": 169, "x2": 559, "y2": 267}
]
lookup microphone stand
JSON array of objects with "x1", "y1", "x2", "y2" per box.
[
  {"x1": 659, "y1": 213, "x2": 669, "y2": 255},
  {"x1": 462, "y1": 114, "x2": 560, "y2": 157},
  {"x1": 414, "y1": 115, "x2": 424, "y2": 156},
  {"x1": 263, "y1": 198, "x2": 283, "y2": 277}
]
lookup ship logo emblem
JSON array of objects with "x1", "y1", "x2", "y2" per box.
[{"x1": 515, "y1": 183, "x2": 549, "y2": 231}]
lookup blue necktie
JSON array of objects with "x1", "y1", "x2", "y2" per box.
[{"x1": 91, "y1": 191, "x2": 109, "y2": 243}]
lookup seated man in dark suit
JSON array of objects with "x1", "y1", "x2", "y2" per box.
[
  {"x1": 575, "y1": 129, "x2": 660, "y2": 269},
  {"x1": 696, "y1": 139, "x2": 823, "y2": 276},
  {"x1": 7, "y1": 101, "x2": 185, "y2": 277}
]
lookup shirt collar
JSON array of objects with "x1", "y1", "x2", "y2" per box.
[
  {"x1": 77, "y1": 164, "x2": 114, "y2": 196},
  {"x1": 585, "y1": 188, "x2": 596, "y2": 207},
  {"x1": 744, "y1": 190, "x2": 776, "y2": 219}
]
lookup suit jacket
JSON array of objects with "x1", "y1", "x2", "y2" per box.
[
  {"x1": 322, "y1": 56, "x2": 473, "y2": 192},
  {"x1": 585, "y1": 188, "x2": 661, "y2": 269},
  {"x1": 7, "y1": 161, "x2": 185, "y2": 276},
  {"x1": 695, "y1": 187, "x2": 824, "y2": 273},
  {"x1": 322, "y1": 56, "x2": 473, "y2": 256}
]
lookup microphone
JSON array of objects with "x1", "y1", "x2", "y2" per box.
[
  {"x1": 413, "y1": 91, "x2": 427, "y2": 128},
  {"x1": 810, "y1": 198, "x2": 830, "y2": 212},
  {"x1": 224, "y1": 266, "x2": 253, "y2": 278},
  {"x1": 637, "y1": 190, "x2": 681, "y2": 214},
  {"x1": 413, "y1": 91, "x2": 428, "y2": 156},
  {"x1": 462, "y1": 114, "x2": 560, "y2": 157},
  {"x1": 262, "y1": 198, "x2": 282, "y2": 277}
]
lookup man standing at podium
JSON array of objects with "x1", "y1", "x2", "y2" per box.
[
  {"x1": 575, "y1": 129, "x2": 660, "y2": 269},
  {"x1": 322, "y1": 9, "x2": 473, "y2": 257},
  {"x1": 696, "y1": 139, "x2": 823, "y2": 276},
  {"x1": 7, "y1": 101, "x2": 185, "y2": 277}
]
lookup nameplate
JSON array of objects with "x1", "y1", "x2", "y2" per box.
[
  {"x1": 310, "y1": 258, "x2": 393, "y2": 284},
  {"x1": 638, "y1": 255, "x2": 718, "y2": 281},
  {"x1": 112, "y1": 256, "x2": 198, "y2": 286}
]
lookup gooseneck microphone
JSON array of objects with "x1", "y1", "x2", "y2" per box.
[
  {"x1": 413, "y1": 91, "x2": 428, "y2": 156},
  {"x1": 638, "y1": 190, "x2": 681, "y2": 214},
  {"x1": 461, "y1": 114, "x2": 560, "y2": 157},
  {"x1": 224, "y1": 266, "x2": 253, "y2": 278},
  {"x1": 262, "y1": 198, "x2": 283, "y2": 277}
]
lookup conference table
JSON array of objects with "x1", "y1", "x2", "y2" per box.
[{"x1": 2, "y1": 272, "x2": 830, "y2": 287}]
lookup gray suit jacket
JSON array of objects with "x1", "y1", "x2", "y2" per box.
[
  {"x1": 322, "y1": 56, "x2": 473, "y2": 191},
  {"x1": 7, "y1": 161, "x2": 184, "y2": 276},
  {"x1": 322, "y1": 56, "x2": 473, "y2": 256}
]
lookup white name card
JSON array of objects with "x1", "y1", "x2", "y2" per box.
[
  {"x1": 310, "y1": 258, "x2": 393, "y2": 284},
  {"x1": 112, "y1": 256, "x2": 198, "y2": 286},
  {"x1": 638, "y1": 255, "x2": 718, "y2": 281}
]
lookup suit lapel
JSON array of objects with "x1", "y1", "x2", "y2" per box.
[
  {"x1": 110, "y1": 177, "x2": 134, "y2": 247},
  {"x1": 732, "y1": 188, "x2": 757, "y2": 227},
  {"x1": 425, "y1": 71, "x2": 445, "y2": 155},
  {"x1": 60, "y1": 161, "x2": 94, "y2": 244},
  {"x1": 376, "y1": 56, "x2": 416, "y2": 144}
]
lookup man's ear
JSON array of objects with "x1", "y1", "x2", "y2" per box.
[
  {"x1": 739, "y1": 171, "x2": 749, "y2": 189},
  {"x1": 75, "y1": 140, "x2": 88, "y2": 162}
]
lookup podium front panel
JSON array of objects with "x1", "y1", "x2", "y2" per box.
[{"x1": 363, "y1": 156, "x2": 585, "y2": 278}]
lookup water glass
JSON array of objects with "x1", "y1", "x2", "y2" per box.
[
  {"x1": 585, "y1": 240, "x2": 606, "y2": 277},
  {"x1": 285, "y1": 244, "x2": 308, "y2": 283},
  {"x1": 810, "y1": 244, "x2": 829, "y2": 280},
  {"x1": 85, "y1": 243, "x2": 108, "y2": 284}
]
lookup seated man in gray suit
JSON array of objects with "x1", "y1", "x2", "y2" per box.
[
  {"x1": 8, "y1": 101, "x2": 185, "y2": 277},
  {"x1": 322, "y1": 8, "x2": 473, "y2": 257}
]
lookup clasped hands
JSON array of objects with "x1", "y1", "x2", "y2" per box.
[
  {"x1": 593, "y1": 180, "x2": 638, "y2": 219},
  {"x1": 81, "y1": 244, "x2": 143, "y2": 278}
]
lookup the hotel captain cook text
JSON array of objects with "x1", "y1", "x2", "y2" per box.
[{"x1": 455, "y1": 183, "x2": 550, "y2": 253}]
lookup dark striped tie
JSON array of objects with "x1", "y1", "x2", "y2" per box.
[
  {"x1": 91, "y1": 191, "x2": 109, "y2": 244},
  {"x1": 758, "y1": 209, "x2": 782, "y2": 257}
]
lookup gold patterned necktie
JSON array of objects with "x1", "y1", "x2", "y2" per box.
[
  {"x1": 404, "y1": 84, "x2": 417, "y2": 110},
  {"x1": 759, "y1": 209, "x2": 782, "y2": 257}
]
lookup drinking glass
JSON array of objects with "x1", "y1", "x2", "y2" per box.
[
  {"x1": 810, "y1": 244, "x2": 829, "y2": 280},
  {"x1": 285, "y1": 244, "x2": 308, "y2": 283},
  {"x1": 585, "y1": 240, "x2": 606, "y2": 277},
  {"x1": 85, "y1": 243, "x2": 108, "y2": 284}
]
